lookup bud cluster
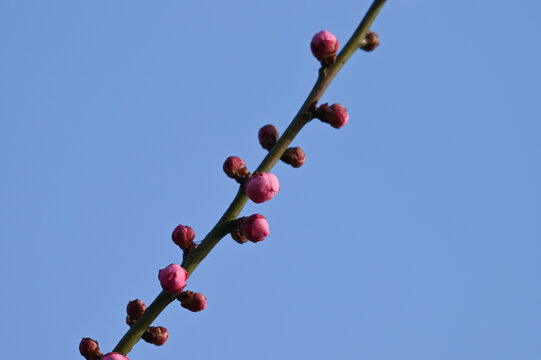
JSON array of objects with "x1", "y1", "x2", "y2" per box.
[
  {"x1": 124, "y1": 298, "x2": 170, "y2": 346},
  {"x1": 258, "y1": 124, "x2": 307, "y2": 169},
  {"x1": 79, "y1": 23, "x2": 378, "y2": 360}
]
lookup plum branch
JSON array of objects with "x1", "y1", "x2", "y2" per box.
[{"x1": 80, "y1": 1, "x2": 387, "y2": 359}]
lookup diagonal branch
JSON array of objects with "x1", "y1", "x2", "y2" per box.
[{"x1": 113, "y1": 0, "x2": 387, "y2": 355}]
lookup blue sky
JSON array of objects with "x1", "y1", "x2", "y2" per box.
[{"x1": 1, "y1": 1, "x2": 540, "y2": 359}]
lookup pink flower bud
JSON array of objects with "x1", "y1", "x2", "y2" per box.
[
  {"x1": 258, "y1": 124, "x2": 279, "y2": 150},
  {"x1": 223, "y1": 156, "x2": 249, "y2": 179},
  {"x1": 142, "y1": 326, "x2": 169, "y2": 346},
  {"x1": 179, "y1": 290, "x2": 207, "y2": 312},
  {"x1": 241, "y1": 214, "x2": 270, "y2": 243},
  {"x1": 281, "y1": 147, "x2": 306, "y2": 168},
  {"x1": 158, "y1": 264, "x2": 188, "y2": 295},
  {"x1": 329, "y1": 104, "x2": 349, "y2": 128},
  {"x1": 101, "y1": 353, "x2": 129, "y2": 360},
  {"x1": 244, "y1": 172, "x2": 280, "y2": 203},
  {"x1": 79, "y1": 338, "x2": 103, "y2": 360},
  {"x1": 311, "y1": 30, "x2": 339, "y2": 65},
  {"x1": 171, "y1": 224, "x2": 195, "y2": 250}
]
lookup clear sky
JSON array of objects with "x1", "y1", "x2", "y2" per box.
[{"x1": 1, "y1": 1, "x2": 540, "y2": 359}]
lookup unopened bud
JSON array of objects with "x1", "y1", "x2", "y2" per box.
[
  {"x1": 244, "y1": 172, "x2": 280, "y2": 204},
  {"x1": 79, "y1": 338, "x2": 103, "y2": 360},
  {"x1": 142, "y1": 326, "x2": 169, "y2": 346},
  {"x1": 311, "y1": 30, "x2": 339, "y2": 67},
  {"x1": 329, "y1": 104, "x2": 349, "y2": 128},
  {"x1": 179, "y1": 290, "x2": 207, "y2": 312},
  {"x1": 281, "y1": 147, "x2": 306, "y2": 168},
  {"x1": 230, "y1": 227, "x2": 249, "y2": 244},
  {"x1": 241, "y1": 214, "x2": 270, "y2": 243},
  {"x1": 101, "y1": 353, "x2": 129, "y2": 360},
  {"x1": 361, "y1": 30, "x2": 379, "y2": 52},
  {"x1": 258, "y1": 124, "x2": 279, "y2": 150},
  {"x1": 223, "y1": 156, "x2": 249, "y2": 180},
  {"x1": 126, "y1": 299, "x2": 146, "y2": 325},
  {"x1": 315, "y1": 103, "x2": 349, "y2": 129},
  {"x1": 158, "y1": 264, "x2": 188, "y2": 295},
  {"x1": 171, "y1": 224, "x2": 195, "y2": 251}
]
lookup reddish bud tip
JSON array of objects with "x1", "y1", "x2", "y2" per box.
[
  {"x1": 258, "y1": 124, "x2": 279, "y2": 150},
  {"x1": 171, "y1": 224, "x2": 195, "y2": 250},
  {"x1": 241, "y1": 214, "x2": 270, "y2": 243},
  {"x1": 315, "y1": 103, "x2": 349, "y2": 129},
  {"x1": 126, "y1": 299, "x2": 146, "y2": 325},
  {"x1": 244, "y1": 172, "x2": 280, "y2": 203},
  {"x1": 158, "y1": 264, "x2": 188, "y2": 295},
  {"x1": 179, "y1": 290, "x2": 207, "y2": 312},
  {"x1": 281, "y1": 147, "x2": 306, "y2": 168},
  {"x1": 101, "y1": 353, "x2": 129, "y2": 360},
  {"x1": 329, "y1": 104, "x2": 349, "y2": 128},
  {"x1": 311, "y1": 30, "x2": 339, "y2": 66},
  {"x1": 79, "y1": 338, "x2": 103, "y2": 360},
  {"x1": 223, "y1": 156, "x2": 249, "y2": 179},
  {"x1": 142, "y1": 326, "x2": 169, "y2": 346},
  {"x1": 361, "y1": 30, "x2": 379, "y2": 52}
]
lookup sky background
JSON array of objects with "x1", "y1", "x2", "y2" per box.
[{"x1": 1, "y1": 1, "x2": 540, "y2": 359}]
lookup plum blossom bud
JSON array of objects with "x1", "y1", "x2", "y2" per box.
[
  {"x1": 126, "y1": 299, "x2": 146, "y2": 325},
  {"x1": 258, "y1": 124, "x2": 279, "y2": 150},
  {"x1": 311, "y1": 30, "x2": 339, "y2": 66},
  {"x1": 126, "y1": 299, "x2": 146, "y2": 319},
  {"x1": 230, "y1": 227, "x2": 249, "y2": 244},
  {"x1": 329, "y1": 104, "x2": 349, "y2": 128},
  {"x1": 158, "y1": 264, "x2": 188, "y2": 295},
  {"x1": 101, "y1": 353, "x2": 129, "y2": 360},
  {"x1": 142, "y1": 326, "x2": 169, "y2": 346},
  {"x1": 244, "y1": 172, "x2": 280, "y2": 203},
  {"x1": 79, "y1": 338, "x2": 103, "y2": 360},
  {"x1": 179, "y1": 290, "x2": 207, "y2": 312},
  {"x1": 315, "y1": 103, "x2": 349, "y2": 129},
  {"x1": 223, "y1": 156, "x2": 249, "y2": 180},
  {"x1": 281, "y1": 147, "x2": 306, "y2": 168},
  {"x1": 171, "y1": 224, "x2": 195, "y2": 250},
  {"x1": 241, "y1": 214, "x2": 270, "y2": 243},
  {"x1": 361, "y1": 30, "x2": 379, "y2": 52}
]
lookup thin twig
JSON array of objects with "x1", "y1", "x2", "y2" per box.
[{"x1": 113, "y1": 0, "x2": 387, "y2": 355}]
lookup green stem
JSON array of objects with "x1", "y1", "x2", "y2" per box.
[{"x1": 113, "y1": 0, "x2": 386, "y2": 355}]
